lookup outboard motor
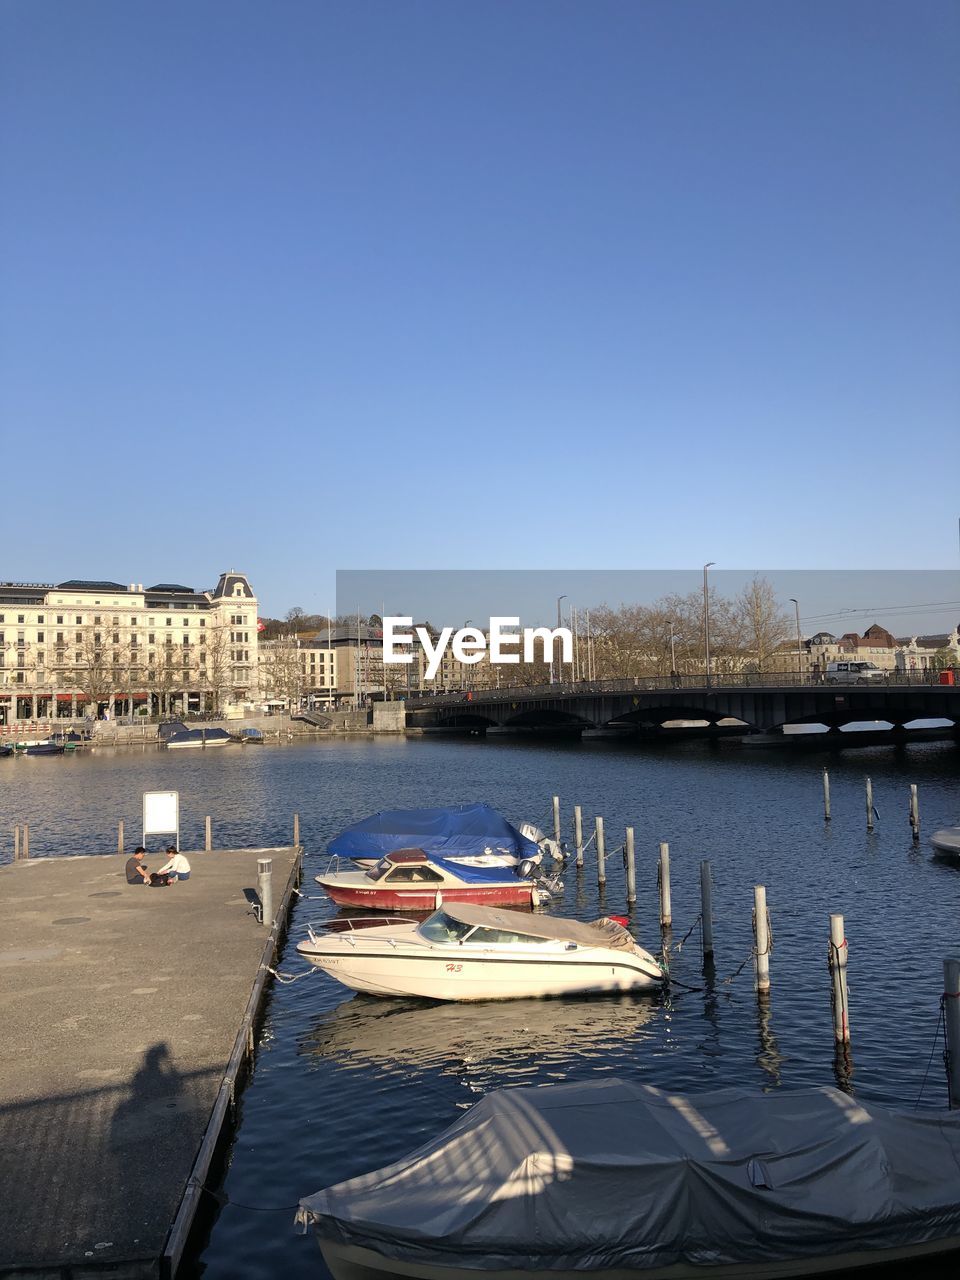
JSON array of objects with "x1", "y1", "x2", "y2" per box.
[{"x1": 517, "y1": 857, "x2": 538, "y2": 881}]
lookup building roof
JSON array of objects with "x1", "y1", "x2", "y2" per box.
[
  {"x1": 56, "y1": 580, "x2": 129, "y2": 592},
  {"x1": 211, "y1": 571, "x2": 255, "y2": 600},
  {"x1": 145, "y1": 583, "x2": 195, "y2": 594}
]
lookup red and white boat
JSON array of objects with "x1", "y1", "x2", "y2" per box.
[{"x1": 314, "y1": 848, "x2": 555, "y2": 911}]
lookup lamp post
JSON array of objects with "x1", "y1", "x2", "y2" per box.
[
  {"x1": 552, "y1": 595, "x2": 567, "y2": 685},
  {"x1": 789, "y1": 598, "x2": 802, "y2": 682},
  {"x1": 703, "y1": 563, "x2": 715, "y2": 687}
]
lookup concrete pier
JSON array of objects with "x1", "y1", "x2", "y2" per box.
[{"x1": 0, "y1": 845, "x2": 301, "y2": 1279}]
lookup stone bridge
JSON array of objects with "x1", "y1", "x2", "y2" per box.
[{"x1": 405, "y1": 677, "x2": 960, "y2": 739}]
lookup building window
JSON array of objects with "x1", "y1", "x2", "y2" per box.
[
  {"x1": 76, "y1": 616, "x2": 82, "y2": 624},
  {"x1": 37, "y1": 615, "x2": 44, "y2": 623},
  {"x1": 37, "y1": 631, "x2": 44, "y2": 642},
  {"x1": 166, "y1": 618, "x2": 172, "y2": 626},
  {"x1": 18, "y1": 614, "x2": 24, "y2": 624}
]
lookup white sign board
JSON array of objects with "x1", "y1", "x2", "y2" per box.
[{"x1": 143, "y1": 791, "x2": 179, "y2": 847}]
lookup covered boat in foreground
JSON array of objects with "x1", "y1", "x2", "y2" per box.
[
  {"x1": 314, "y1": 848, "x2": 557, "y2": 911},
  {"x1": 298, "y1": 1078, "x2": 960, "y2": 1280},
  {"x1": 296, "y1": 903, "x2": 663, "y2": 1000}
]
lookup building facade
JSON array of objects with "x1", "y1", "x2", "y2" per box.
[{"x1": 0, "y1": 571, "x2": 259, "y2": 726}]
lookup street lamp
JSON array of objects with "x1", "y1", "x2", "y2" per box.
[
  {"x1": 553, "y1": 595, "x2": 567, "y2": 685},
  {"x1": 703, "y1": 563, "x2": 715, "y2": 686},
  {"x1": 789, "y1": 599, "x2": 802, "y2": 681}
]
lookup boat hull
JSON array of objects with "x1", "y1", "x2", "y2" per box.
[
  {"x1": 315, "y1": 880, "x2": 535, "y2": 911},
  {"x1": 318, "y1": 1234, "x2": 960, "y2": 1280},
  {"x1": 297, "y1": 944, "x2": 662, "y2": 1000}
]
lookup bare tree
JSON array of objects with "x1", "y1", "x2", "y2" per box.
[
  {"x1": 734, "y1": 576, "x2": 790, "y2": 673},
  {"x1": 204, "y1": 620, "x2": 232, "y2": 715},
  {"x1": 69, "y1": 626, "x2": 114, "y2": 711}
]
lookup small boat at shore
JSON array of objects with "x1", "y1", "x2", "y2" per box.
[
  {"x1": 298, "y1": 1078, "x2": 960, "y2": 1280},
  {"x1": 315, "y1": 847, "x2": 558, "y2": 912},
  {"x1": 930, "y1": 826, "x2": 960, "y2": 858},
  {"x1": 296, "y1": 903, "x2": 664, "y2": 1000},
  {"x1": 164, "y1": 727, "x2": 233, "y2": 749}
]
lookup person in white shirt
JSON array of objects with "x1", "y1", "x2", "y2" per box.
[{"x1": 156, "y1": 845, "x2": 191, "y2": 882}]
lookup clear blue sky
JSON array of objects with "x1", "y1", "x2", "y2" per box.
[{"x1": 3, "y1": 1, "x2": 958, "y2": 617}]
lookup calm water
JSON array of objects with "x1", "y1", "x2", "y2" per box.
[{"x1": 3, "y1": 735, "x2": 960, "y2": 1277}]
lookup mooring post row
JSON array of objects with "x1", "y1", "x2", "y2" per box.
[
  {"x1": 595, "y1": 816, "x2": 606, "y2": 886},
  {"x1": 754, "y1": 884, "x2": 770, "y2": 992},
  {"x1": 573, "y1": 805, "x2": 583, "y2": 868},
  {"x1": 658, "y1": 841, "x2": 672, "y2": 927},
  {"x1": 625, "y1": 827, "x2": 637, "y2": 905},
  {"x1": 700, "y1": 860, "x2": 714, "y2": 958},
  {"x1": 945, "y1": 958, "x2": 960, "y2": 1110},
  {"x1": 829, "y1": 913, "x2": 851, "y2": 1044},
  {"x1": 552, "y1": 795, "x2": 561, "y2": 847}
]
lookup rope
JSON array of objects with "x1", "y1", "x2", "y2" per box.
[
  {"x1": 719, "y1": 948, "x2": 757, "y2": 985},
  {"x1": 195, "y1": 1179, "x2": 300, "y2": 1213},
  {"x1": 915, "y1": 996, "x2": 947, "y2": 1108},
  {"x1": 291, "y1": 887, "x2": 328, "y2": 901},
  {"x1": 674, "y1": 914, "x2": 702, "y2": 954},
  {"x1": 264, "y1": 964, "x2": 318, "y2": 985}
]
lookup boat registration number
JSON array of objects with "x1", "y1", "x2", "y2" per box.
[{"x1": 445, "y1": 963, "x2": 462, "y2": 973}]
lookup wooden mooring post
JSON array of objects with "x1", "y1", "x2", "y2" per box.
[
  {"x1": 945, "y1": 958, "x2": 960, "y2": 1109},
  {"x1": 552, "y1": 795, "x2": 561, "y2": 847},
  {"x1": 865, "y1": 777, "x2": 874, "y2": 831},
  {"x1": 14, "y1": 825, "x2": 20, "y2": 862},
  {"x1": 117, "y1": 820, "x2": 124, "y2": 855},
  {"x1": 595, "y1": 816, "x2": 606, "y2": 887},
  {"x1": 22, "y1": 823, "x2": 29, "y2": 861},
  {"x1": 294, "y1": 812, "x2": 301, "y2": 847},
  {"x1": 205, "y1": 817, "x2": 212, "y2": 852},
  {"x1": 822, "y1": 769, "x2": 831, "y2": 822},
  {"x1": 753, "y1": 885, "x2": 770, "y2": 992},
  {"x1": 700, "y1": 860, "x2": 714, "y2": 959},
  {"x1": 909, "y1": 785, "x2": 920, "y2": 840},
  {"x1": 573, "y1": 806, "x2": 583, "y2": 868},
  {"x1": 625, "y1": 827, "x2": 636, "y2": 906},
  {"x1": 257, "y1": 858, "x2": 273, "y2": 927},
  {"x1": 829, "y1": 914, "x2": 851, "y2": 1044},
  {"x1": 658, "y1": 842, "x2": 672, "y2": 927}
]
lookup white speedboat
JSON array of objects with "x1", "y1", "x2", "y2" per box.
[
  {"x1": 930, "y1": 827, "x2": 960, "y2": 858},
  {"x1": 298, "y1": 1079, "x2": 960, "y2": 1280},
  {"x1": 164, "y1": 727, "x2": 233, "y2": 749},
  {"x1": 296, "y1": 903, "x2": 664, "y2": 1000}
]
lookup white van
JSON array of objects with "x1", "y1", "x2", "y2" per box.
[{"x1": 825, "y1": 661, "x2": 886, "y2": 684}]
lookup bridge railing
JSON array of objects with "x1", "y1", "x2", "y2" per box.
[{"x1": 404, "y1": 668, "x2": 957, "y2": 708}]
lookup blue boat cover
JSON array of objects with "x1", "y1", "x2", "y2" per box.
[{"x1": 328, "y1": 804, "x2": 539, "y2": 863}]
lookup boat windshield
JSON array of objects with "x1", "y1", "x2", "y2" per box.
[
  {"x1": 463, "y1": 925, "x2": 547, "y2": 946},
  {"x1": 366, "y1": 858, "x2": 393, "y2": 882},
  {"x1": 417, "y1": 910, "x2": 476, "y2": 944}
]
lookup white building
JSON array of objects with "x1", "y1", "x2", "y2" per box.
[{"x1": 0, "y1": 571, "x2": 259, "y2": 726}]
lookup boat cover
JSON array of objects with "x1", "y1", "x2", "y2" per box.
[
  {"x1": 441, "y1": 903, "x2": 647, "y2": 954},
  {"x1": 931, "y1": 827, "x2": 960, "y2": 857},
  {"x1": 329, "y1": 804, "x2": 540, "y2": 862},
  {"x1": 298, "y1": 1078, "x2": 960, "y2": 1271}
]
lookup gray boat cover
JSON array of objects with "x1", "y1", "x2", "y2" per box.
[
  {"x1": 930, "y1": 827, "x2": 960, "y2": 857},
  {"x1": 297, "y1": 1078, "x2": 960, "y2": 1272},
  {"x1": 441, "y1": 903, "x2": 648, "y2": 954}
]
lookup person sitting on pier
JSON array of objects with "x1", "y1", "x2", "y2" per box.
[
  {"x1": 155, "y1": 845, "x2": 191, "y2": 883},
  {"x1": 125, "y1": 847, "x2": 151, "y2": 886}
]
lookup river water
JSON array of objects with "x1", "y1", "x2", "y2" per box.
[{"x1": 3, "y1": 734, "x2": 959, "y2": 1277}]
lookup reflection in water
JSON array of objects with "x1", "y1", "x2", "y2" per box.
[
  {"x1": 833, "y1": 1041, "x2": 855, "y2": 1094},
  {"x1": 755, "y1": 992, "x2": 783, "y2": 1088},
  {"x1": 301, "y1": 992, "x2": 661, "y2": 1088}
]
